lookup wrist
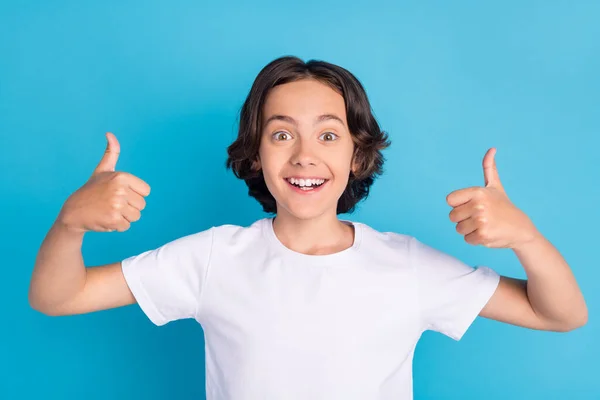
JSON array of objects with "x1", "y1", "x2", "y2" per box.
[
  {"x1": 511, "y1": 229, "x2": 544, "y2": 253},
  {"x1": 53, "y1": 214, "x2": 86, "y2": 237}
]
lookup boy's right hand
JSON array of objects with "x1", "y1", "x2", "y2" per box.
[{"x1": 57, "y1": 132, "x2": 151, "y2": 234}]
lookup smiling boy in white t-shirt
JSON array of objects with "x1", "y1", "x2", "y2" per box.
[{"x1": 30, "y1": 55, "x2": 588, "y2": 400}]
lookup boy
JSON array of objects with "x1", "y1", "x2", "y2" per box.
[{"x1": 29, "y1": 56, "x2": 588, "y2": 399}]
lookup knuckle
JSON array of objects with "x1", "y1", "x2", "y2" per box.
[
  {"x1": 116, "y1": 220, "x2": 130, "y2": 232},
  {"x1": 114, "y1": 186, "x2": 128, "y2": 196},
  {"x1": 109, "y1": 211, "x2": 122, "y2": 224},
  {"x1": 473, "y1": 209, "x2": 486, "y2": 220},
  {"x1": 113, "y1": 171, "x2": 129, "y2": 184},
  {"x1": 478, "y1": 229, "x2": 489, "y2": 240}
]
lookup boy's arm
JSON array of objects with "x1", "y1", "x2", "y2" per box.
[
  {"x1": 30, "y1": 132, "x2": 150, "y2": 316},
  {"x1": 29, "y1": 219, "x2": 135, "y2": 316},
  {"x1": 479, "y1": 234, "x2": 587, "y2": 331},
  {"x1": 447, "y1": 148, "x2": 587, "y2": 332}
]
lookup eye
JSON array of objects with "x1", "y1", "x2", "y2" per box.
[
  {"x1": 273, "y1": 131, "x2": 292, "y2": 141},
  {"x1": 319, "y1": 132, "x2": 339, "y2": 141}
]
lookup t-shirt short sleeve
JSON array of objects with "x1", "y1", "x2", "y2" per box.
[
  {"x1": 410, "y1": 236, "x2": 500, "y2": 340},
  {"x1": 121, "y1": 227, "x2": 215, "y2": 326}
]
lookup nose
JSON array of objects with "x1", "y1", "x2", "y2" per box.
[{"x1": 290, "y1": 138, "x2": 319, "y2": 167}]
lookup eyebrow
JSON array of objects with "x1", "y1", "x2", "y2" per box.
[{"x1": 263, "y1": 114, "x2": 346, "y2": 128}]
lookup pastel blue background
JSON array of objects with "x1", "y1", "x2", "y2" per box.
[{"x1": 2, "y1": 1, "x2": 598, "y2": 399}]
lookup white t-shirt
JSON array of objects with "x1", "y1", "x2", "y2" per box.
[{"x1": 121, "y1": 218, "x2": 500, "y2": 400}]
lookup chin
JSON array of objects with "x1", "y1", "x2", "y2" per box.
[{"x1": 276, "y1": 202, "x2": 333, "y2": 221}]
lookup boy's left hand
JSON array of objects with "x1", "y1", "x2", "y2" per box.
[{"x1": 446, "y1": 148, "x2": 540, "y2": 249}]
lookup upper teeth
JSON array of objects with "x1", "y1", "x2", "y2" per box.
[{"x1": 287, "y1": 178, "x2": 326, "y2": 187}]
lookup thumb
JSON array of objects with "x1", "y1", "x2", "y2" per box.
[
  {"x1": 483, "y1": 147, "x2": 504, "y2": 190},
  {"x1": 93, "y1": 132, "x2": 120, "y2": 175}
]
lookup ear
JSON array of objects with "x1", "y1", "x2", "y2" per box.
[
  {"x1": 251, "y1": 157, "x2": 261, "y2": 171},
  {"x1": 350, "y1": 152, "x2": 360, "y2": 176}
]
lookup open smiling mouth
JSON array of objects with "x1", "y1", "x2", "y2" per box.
[{"x1": 284, "y1": 177, "x2": 329, "y2": 192}]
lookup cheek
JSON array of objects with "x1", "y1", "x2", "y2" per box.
[
  {"x1": 258, "y1": 150, "x2": 284, "y2": 183},
  {"x1": 333, "y1": 143, "x2": 355, "y2": 175}
]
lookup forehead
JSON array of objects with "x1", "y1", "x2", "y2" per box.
[{"x1": 262, "y1": 79, "x2": 346, "y2": 122}]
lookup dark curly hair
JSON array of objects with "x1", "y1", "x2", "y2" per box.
[{"x1": 226, "y1": 55, "x2": 391, "y2": 214}]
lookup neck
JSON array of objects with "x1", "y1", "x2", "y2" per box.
[{"x1": 272, "y1": 208, "x2": 354, "y2": 256}]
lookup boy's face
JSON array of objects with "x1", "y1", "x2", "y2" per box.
[{"x1": 257, "y1": 78, "x2": 355, "y2": 220}]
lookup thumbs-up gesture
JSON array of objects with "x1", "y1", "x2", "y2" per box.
[
  {"x1": 446, "y1": 148, "x2": 539, "y2": 249},
  {"x1": 57, "y1": 132, "x2": 151, "y2": 234}
]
